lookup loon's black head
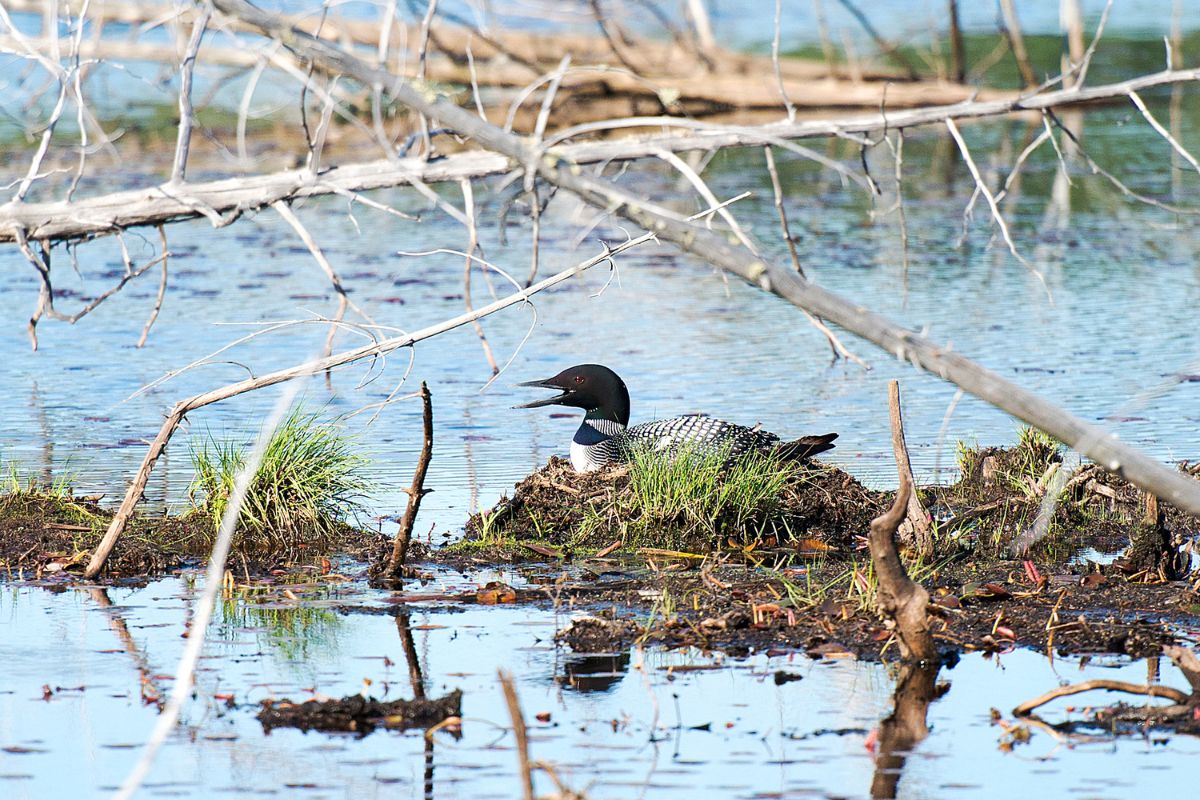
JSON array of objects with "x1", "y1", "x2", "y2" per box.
[{"x1": 516, "y1": 364, "x2": 630, "y2": 425}]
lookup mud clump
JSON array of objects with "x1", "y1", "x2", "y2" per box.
[
  {"x1": 258, "y1": 689, "x2": 462, "y2": 735},
  {"x1": 464, "y1": 455, "x2": 886, "y2": 554},
  {"x1": 0, "y1": 489, "x2": 387, "y2": 579}
]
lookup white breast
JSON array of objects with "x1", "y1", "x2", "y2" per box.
[{"x1": 570, "y1": 440, "x2": 602, "y2": 472}]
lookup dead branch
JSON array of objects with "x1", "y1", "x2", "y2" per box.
[
  {"x1": 945, "y1": 117, "x2": 1046, "y2": 292},
  {"x1": 1162, "y1": 645, "x2": 1200, "y2": 694},
  {"x1": 384, "y1": 381, "x2": 433, "y2": 578},
  {"x1": 1013, "y1": 679, "x2": 1191, "y2": 717},
  {"x1": 82, "y1": 232, "x2": 652, "y2": 578},
  {"x1": 870, "y1": 384, "x2": 937, "y2": 662},
  {"x1": 460, "y1": 180, "x2": 500, "y2": 374},
  {"x1": 998, "y1": 0, "x2": 1038, "y2": 88},
  {"x1": 4, "y1": 66, "x2": 1198, "y2": 245},
  {"x1": 832, "y1": 0, "x2": 921, "y2": 80},
  {"x1": 887, "y1": 380, "x2": 932, "y2": 557},
  {"x1": 214, "y1": 0, "x2": 1200, "y2": 521},
  {"x1": 136, "y1": 225, "x2": 169, "y2": 348},
  {"x1": 169, "y1": 3, "x2": 210, "y2": 185}
]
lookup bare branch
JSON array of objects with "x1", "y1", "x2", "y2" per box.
[
  {"x1": 169, "y1": 4, "x2": 212, "y2": 185},
  {"x1": 1128, "y1": 89, "x2": 1200, "y2": 177},
  {"x1": 945, "y1": 117, "x2": 1048, "y2": 295}
]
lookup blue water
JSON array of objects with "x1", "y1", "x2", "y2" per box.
[{"x1": 2, "y1": 576, "x2": 1197, "y2": 800}]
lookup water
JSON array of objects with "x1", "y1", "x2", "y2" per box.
[
  {"x1": 2, "y1": 576, "x2": 1197, "y2": 800},
  {"x1": 3, "y1": 4, "x2": 1200, "y2": 798},
  {"x1": 2, "y1": 100, "x2": 1200, "y2": 527}
]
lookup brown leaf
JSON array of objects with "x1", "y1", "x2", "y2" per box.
[
  {"x1": 594, "y1": 540, "x2": 621, "y2": 558},
  {"x1": 476, "y1": 582, "x2": 517, "y2": 604}
]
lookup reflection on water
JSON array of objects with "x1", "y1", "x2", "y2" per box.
[{"x1": 2, "y1": 575, "x2": 1199, "y2": 799}]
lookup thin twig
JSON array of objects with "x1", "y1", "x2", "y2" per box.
[
  {"x1": 771, "y1": 0, "x2": 795, "y2": 122},
  {"x1": 1014, "y1": 679, "x2": 1190, "y2": 716},
  {"x1": 460, "y1": 179, "x2": 500, "y2": 374},
  {"x1": 1128, "y1": 89, "x2": 1200, "y2": 177},
  {"x1": 169, "y1": 4, "x2": 211, "y2": 185},
  {"x1": 762, "y1": 146, "x2": 804, "y2": 277},
  {"x1": 137, "y1": 225, "x2": 170, "y2": 348},
  {"x1": 498, "y1": 669, "x2": 535, "y2": 800},
  {"x1": 944, "y1": 117, "x2": 1048, "y2": 296}
]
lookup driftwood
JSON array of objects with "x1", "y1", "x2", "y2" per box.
[
  {"x1": 82, "y1": 232, "x2": 652, "y2": 578},
  {"x1": 2, "y1": 66, "x2": 1197, "y2": 245},
  {"x1": 6, "y1": 0, "x2": 996, "y2": 116},
  {"x1": 887, "y1": 380, "x2": 932, "y2": 557},
  {"x1": 211, "y1": 0, "x2": 1200, "y2": 522}
]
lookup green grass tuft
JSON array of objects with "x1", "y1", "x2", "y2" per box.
[
  {"x1": 188, "y1": 407, "x2": 373, "y2": 553},
  {"x1": 617, "y1": 443, "x2": 796, "y2": 547}
]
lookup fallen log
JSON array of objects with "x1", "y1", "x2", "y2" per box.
[
  {"x1": 3, "y1": 64, "x2": 1197, "y2": 244},
  {"x1": 213, "y1": 0, "x2": 1200, "y2": 520}
]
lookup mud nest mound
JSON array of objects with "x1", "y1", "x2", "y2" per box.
[
  {"x1": 464, "y1": 455, "x2": 888, "y2": 553},
  {"x1": 0, "y1": 490, "x2": 388, "y2": 579},
  {"x1": 929, "y1": 432, "x2": 1200, "y2": 567},
  {"x1": 258, "y1": 689, "x2": 462, "y2": 735}
]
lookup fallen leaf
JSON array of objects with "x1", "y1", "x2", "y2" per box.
[
  {"x1": 594, "y1": 540, "x2": 621, "y2": 558},
  {"x1": 477, "y1": 582, "x2": 517, "y2": 604}
]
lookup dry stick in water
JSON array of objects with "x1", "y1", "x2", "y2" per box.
[
  {"x1": 136, "y1": 225, "x2": 170, "y2": 347},
  {"x1": 1013, "y1": 679, "x2": 1191, "y2": 717},
  {"x1": 386, "y1": 381, "x2": 433, "y2": 577},
  {"x1": 211, "y1": 0, "x2": 1200, "y2": 520},
  {"x1": 887, "y1": 380, "x2": 932, "y2": 557},
  {"x1": 869, "y1": 382, "x2": 937, "y2": 662},
  {"x1": 83, "y1": 233, "x2": 650, "y2": 578},
  {"x1": 998, "y1": 0, "x2": 1037, "y2": 88},
  {"x1": 498, "y1": 669, "x2": 535, "y2": 800}
]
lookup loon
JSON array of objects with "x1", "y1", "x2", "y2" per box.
[{"x1": 517, "y1": 364, "x2": 837, "y2": 472}]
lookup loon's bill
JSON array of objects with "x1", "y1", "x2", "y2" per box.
[{"x1": 517, "y1": 363, "x2": 837, "y2": 473}]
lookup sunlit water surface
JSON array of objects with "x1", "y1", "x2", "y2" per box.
[
  {"x1": 3, "y1": 5, "x2": 1200, "y2": 798},
  {"x1": 2, "y1": 576, "x2": 1198, "y2": 800}
]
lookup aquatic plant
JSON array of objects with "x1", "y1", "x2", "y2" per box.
[
  {"x1": 189, "y1": 407, "x2": 373, "y2": 552},
  {"x1": 619, "y1": 443, "x2": 796, "y2": 546}
]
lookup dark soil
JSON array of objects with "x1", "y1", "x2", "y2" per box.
[
  {"x1": 0, "y1": 490, "x2": 389, "y2": 578},
  {"x1": 433, "y1": 435, "x2": 1200, "y2": 667},
  {"x1": 258, "y1": 689, "x2": 462, "y2": 735},
  {"x1": 539, "y1": 558, "x2": 1199, "y2": 661}
]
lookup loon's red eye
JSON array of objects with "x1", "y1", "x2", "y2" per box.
[{"x1": 574, "y1": 375, "x2": 585, "y2": 384}]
